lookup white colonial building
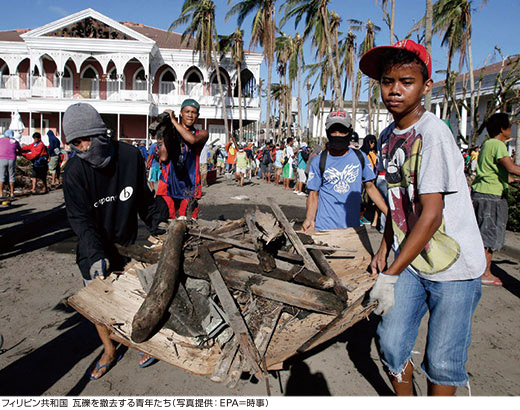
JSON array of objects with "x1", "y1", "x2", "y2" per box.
[
  {"x1": 430, "y1": 55, "x2": 520, "y2": 151},
  {"x1": 0, "y1": 8, "x2": 262, "y2": 146}
]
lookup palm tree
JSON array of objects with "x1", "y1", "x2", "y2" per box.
[
  {"x1": 289, "y1": 33, "x2": 305, "y2": 140},
  {"x1": 339, "y1": 30, "x2": 356, "y2": 102},
  {"x1": 281, "y1": 0, "x2": 344, "y2": 109},
  {"x1": 227, "y1": 0, "x2": 276, "y2": 143},
  {"x1": 379, "y1": 0, "x2": 396, "y2": 44},
  {"x1": 349, "y1": 18, "x2": 381, "y2": 133},
  {"x1": 170, "y1": 0, "x2": 234, "y2": 146},
  {"x1": 275, "y1": 33, "x2": 291, "y2": 140},
  {"x1": 432, "y1": 0, "x2": 488, "y2": 145},
  {"x1": 424, "y1": 0, "x2": 433, "y2": 111},
  {"x1": 219, "y1": 29, "x2": 245, "y2": 142}
]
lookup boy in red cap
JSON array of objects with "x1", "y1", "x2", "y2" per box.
[{"x1": 361, "y1": 40, "x2": 485, "y2": 396}]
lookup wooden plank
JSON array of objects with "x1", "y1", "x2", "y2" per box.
[
  {"x1": 266, "y1": 198, "x2": 320, "y2": 272},
  {"x1": 67, "y1": 274, "x2": 221, "y2": 376},
  {"x1": 219, "y1": 267, "x2": 345, "y2": 315},
  {"x1": 244, "y1": 208, "x2": 276, "y2": 272},
  {"x1": 212, "y1": 218, "x2": 245, "y2": 235},
  {"x1": 199, "y1": 246, "x2": 263, "y2": 376},
  {"x1": 297, "y1": 295, "x2": 375, "y2": 353},
  {"x1": 211, "y1": 340, "x2": 239, "y2": 383}
]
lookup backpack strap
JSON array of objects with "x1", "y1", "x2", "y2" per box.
[
  {"x1": 352, "y1": 149, "x2": 365, "y2": 171},
  {"x1": 319, "y1": 150, "x2": 328, "y2": 179}
]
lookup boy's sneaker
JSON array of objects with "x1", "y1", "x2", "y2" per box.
[
  {"x1": 297, "y1": 192, "x2": 306, "y2": 196},
  {"x1": 360, "y1": 217, "x2": 371, "y2": 225}
]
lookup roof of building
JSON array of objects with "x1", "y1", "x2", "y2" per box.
[
  {"x1": 120, "y1": 22, "x2": 194, "y2": 50},
  {"x1": 432, "y1": 54, "x2": 520, "y2": 88},
  {"x1": 0, "y1": 29, "x2": 27, "y2": 42}
]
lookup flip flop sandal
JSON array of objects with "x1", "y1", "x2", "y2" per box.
[
  {"x1": 87, "y1": 354, "x2": 122, "y2": 380},
  {"x1": 138, "y1": 352, "x2": 158, "y2": 368},
  {"x1": 481, "y1": 278, "x2": 503, "y2": 287}
]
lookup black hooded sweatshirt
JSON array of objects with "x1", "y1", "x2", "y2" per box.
[{"x1": 63, "y1": 141, "x2": 163, "y2": 279}]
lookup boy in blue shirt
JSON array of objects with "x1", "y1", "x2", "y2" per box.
[{"x1": 303, "y1": 110, "x2": 387, "y2": 231}]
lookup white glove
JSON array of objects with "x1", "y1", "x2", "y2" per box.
[
  {"x1": 89, "y1": 259, "x2": 108, "y2": 280},
  {"x1": 369, "y1": 272, "x2": 399, "y2": 316}
]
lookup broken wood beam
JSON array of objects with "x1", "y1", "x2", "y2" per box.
[
  {"x1": 218, "y1": 266, "x2": 346, "y2": 315},
  {"x1": 212, "y1": 218, "x2": 245, "y2": 235},
  {"x1": 266, "y1": 199, "x2": 320, "y2": 273},
  {"x1": 211, "y1": 340, "x2": 240, "y2": 383},
  {"x1": 244, "y1": 208, "x2": 276, "y2": 272},
  {"x1": 213, "y1": 256, "x2": 334, "y2": 291},
  {"x1": 131, "y1": 220, "x2": 187, "y2": 343},
  {"x1": 199, "y1": 246, "x2": 263, "y2": 376},
  {"x1": 115, "y1": 243, "x2": 160, "y2": 264},
  {"x1": 188, "y1": 229, "x2": 303, "y2": 264},
  {"x1": 309, "y1": 249, "x2": 352, "y2": 300}
]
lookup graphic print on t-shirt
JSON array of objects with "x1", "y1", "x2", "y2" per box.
[
  {"x1": 323, "y1": 163, "x2": 360, "y2": 194},
  {"x1": 382, "y1": 127, "x2": 461, "y2": 274}
]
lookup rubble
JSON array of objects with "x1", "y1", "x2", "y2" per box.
[{"x1": 67, "y1": 199, "x2": 376, "y2": 389}]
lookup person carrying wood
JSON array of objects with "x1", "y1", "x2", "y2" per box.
[
  {"x1": 163, "y1": 99, "x2": 209, "y2": 219},
  {"x1": 302, "y1": 110, "x2": 387, "y2": 231},
  {"x1": 361, "y1": 40, "x2": 486, "y2": 396},
  {"x1": 62, "y1": 102, "x2": 166, "y2": 379}
]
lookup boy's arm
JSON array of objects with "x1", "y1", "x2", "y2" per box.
[
  {"x1": 371, "y1": 210, "x2": 394, "y2": 274},
  {"x1": 164, "y1": 109, "x2": 209, "y2": 145},
  {"x1": 364, "y1": 180, "x2": 388, "y2": 216},
  {"x1": 302, "y1": 190, "x2": 319, "y2": 232},
  {"x1": 499, "y1": 156, "x2": 520, "y2": 176},
  {"x1": 384, "y1": 192, "x2": 444, "y2": 277}
]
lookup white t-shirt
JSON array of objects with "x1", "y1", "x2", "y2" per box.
[
  {"x1": 377, "y1": 111, "x2": 485, "y2": 281},
  {"x1": 286, "y1": 145, "x2": 295, "y2": 165}
]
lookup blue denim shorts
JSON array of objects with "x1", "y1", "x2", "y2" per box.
[{"x1": 376, "y1": 267, "x2": 481, "y2": 387}]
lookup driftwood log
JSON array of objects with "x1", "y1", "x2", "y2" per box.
[{"x1": 131, "y1": 221, "x2": 187, "y2": 343}]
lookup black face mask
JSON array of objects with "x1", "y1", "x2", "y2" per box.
[
  {"x1": 71, "y1": 135, "x2": 113, "y2": 169},
  {"x1": 326, "y1": 135, "x2": 351, "y2": 151}
]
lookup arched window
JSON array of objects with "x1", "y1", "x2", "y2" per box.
[
  {"x1": 159, "y1": 68, "x2": 176, "y2": 95},
  {"x1": 133, "y1": 68, "x2": 147, "y2": 90},
  {"x1": 0, "y1": 64, "x2": 9, "y2": 89},
  {"x1": 107, "y1": 67, "x2": 123, "y2": 99},
  {"x1": 80, "y1": 65, "x2": 100, "y2": 99},
  {"x1": 54, "y1": 66, "x2": 73, "y2": 98},
  {"x1": 210, "y1": 70, "x2": 228, "y2": 96},
  {"x1": 185, "y1": 69, "x2": 202, "y2": 96}
]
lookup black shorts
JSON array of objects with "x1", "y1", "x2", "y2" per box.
[{"x1": 32, "y1": 166, "x2": 48, "y2": 180}]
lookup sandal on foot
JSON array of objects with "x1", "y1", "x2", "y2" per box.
[
  {"x1": 481, "y1": 277, "x2": 503, "y2": 287},
  {"x1": 87, "y1": 355, "x2": 121, "y2": 380},
  {"x1": 138, "y1": 352, "x2": 157, "y2": 368}
]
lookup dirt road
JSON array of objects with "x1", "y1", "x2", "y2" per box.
[{"x1": 0, "y1": 174, "x2": 519, "y2": 396}]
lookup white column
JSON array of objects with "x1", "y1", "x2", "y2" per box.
[
  {"x1": 40, "y1": 112, "x2": 43, "y2": 135},
  {"x1": 29, "y1": 111, "x2": 32, "y2": 138},
  {"x1": 59, "y1": 112, "x2": 62, "y2": 140},
  {"x1": 146, "y1": 114, "x2": 149, "y2": 148},
  {"x1": 460, "y1": 105, "x2": 468, "y2": 141},
  {"x1": 117, "y1": 113, "x2": 120, "y2": 140},
  {"x1": 435, "y1": 103, "x2": 441, "y2": 118}
]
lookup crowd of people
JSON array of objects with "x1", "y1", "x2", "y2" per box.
[{"x1": 3, "y1": 38, "x2": 520, "y2": 396}]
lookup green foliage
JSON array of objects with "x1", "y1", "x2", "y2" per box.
[{"x1": 507, "y1": 184, "x2": 520, "y2": 232}]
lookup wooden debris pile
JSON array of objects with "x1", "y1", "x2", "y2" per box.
[{"x1": 68, "y1": 198, "x2": 376, "y2": 388}]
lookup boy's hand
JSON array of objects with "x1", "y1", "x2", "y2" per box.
[
  {"x1": 302, "y1": 218, "x2": 315, "y2": 232},
  {"x1": 369, "y1": 272, "x2": 399, "y2": 316},
  {"x1": 370, "y1": 245, "x2": 388, "y2": 276}
]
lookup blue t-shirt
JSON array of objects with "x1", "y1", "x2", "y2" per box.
[
  {"x1": 307, "y1": 149, "x2": 375, "y2": 230},
  {"x1": 148, "y1": 142, "x2": 159, "y2": 168},
  {"x1": 297, "y1": 151, "x2": 307, "y2": 169}
]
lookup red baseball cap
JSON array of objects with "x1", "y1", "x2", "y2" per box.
[{"x1": 359, "y1": 39, "x2": 432, "y2": 80}]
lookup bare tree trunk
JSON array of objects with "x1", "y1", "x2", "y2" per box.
[
  {"x1": 467, "y1": 34, "x2": 476, "y2": 147},
  {"x1": 266, "y1": 65, "x2": 273, "y2": 143},
  {"x1": 368, "y1": 79, "x2": 373, "y2": 135},
  {"x1": 318, "y1": 96, "x2": 325, "y2": 146},
  {"x1": 297, "y1": 57, "x2": 303, "y2": 141},
  {"x1": 211, "y1": 29, "x2": 233, "y2": 147},
  {"x1": 390, "y1": 0, "x2": 395, "y2": 44},
  {"x1": 352, "y1": 70, "x2": 362, "y2": 132},
  {"x1": 237, "y1": 63, "x2": 243, "y2": 142},
  {"x1": 424, "y1": 0, "x2": 433, "y2": 111}
]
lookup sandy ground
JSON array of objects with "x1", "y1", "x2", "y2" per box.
[{"x1": 0, "y1": 173, "x2": 519, "y2": 397}]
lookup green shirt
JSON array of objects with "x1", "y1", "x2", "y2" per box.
[{"x1": 472, "y1": 138, "x2": 509, "y2": 196}]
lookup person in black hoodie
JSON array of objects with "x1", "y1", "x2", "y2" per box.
[{"x1": 62, "y1": 103, "x2": 165, "y2": 379}]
